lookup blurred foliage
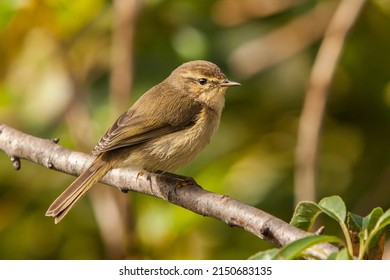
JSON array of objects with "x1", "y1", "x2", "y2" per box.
[{"x1": 1, "y1": 0, "x2": 390, "y2": 259}]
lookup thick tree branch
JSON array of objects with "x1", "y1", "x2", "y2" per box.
[{"x1": 0, "y1": 123, "x2": 337, "y2": 259}]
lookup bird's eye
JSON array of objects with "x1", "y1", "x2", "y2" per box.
[{"x1": 198, "y1": 78, "x2": 208, "y2": 85}]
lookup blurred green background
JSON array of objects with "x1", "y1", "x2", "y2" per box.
[{"x1": 1, "y1": 0, "x2": 389, "y2": 259}]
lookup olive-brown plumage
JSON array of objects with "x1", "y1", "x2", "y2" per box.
[{"x1": 46, "y1": 60, "x2": 240, "y2": 223}]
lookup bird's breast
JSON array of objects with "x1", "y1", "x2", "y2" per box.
[{"x1": 124, "y1": 107, "x2": 221, "y2": 171}]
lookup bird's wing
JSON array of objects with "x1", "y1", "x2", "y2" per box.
[{"x1": 91, "y1": 87, "x2": 201, "y2": 155}]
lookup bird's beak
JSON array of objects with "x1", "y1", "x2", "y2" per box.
[{"x1": 220, "y1": 80, "x2": 241, "y2": 87}]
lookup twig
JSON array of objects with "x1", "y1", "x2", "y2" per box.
[
  {"x1": 0, "y1": 124, "x2": 337, "y2": 259},
  {"x1": 98, "y1": 0, "x2": 142, "y2": 259},
  {"x1": 109, "y1": 0, "x2": 140, "y2": 113},
  {"x1": 294, "y1": 0, "x2": 367, "y2": 203},
  {"x1": 213, "y1": 0, "x2": 306, "y2": 26},
  {"x1": 228, "y1": 0, "x2": 337, "y2": 78}
]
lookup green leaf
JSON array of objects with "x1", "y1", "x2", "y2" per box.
[
  {"x1": 318, "y1": 196, "x2": 353, "y2": 255},
  {"x1": 248, "y1": 248, "x2": 280, "y2": 260},
  {"x1": 318, "y1": 196, "x2": 347, "y2": 224},
  {"x1": 363, "y1": 207, "x2": 384, "y2": 233},
  {"x1": 347, "y1": 212, "x2": 363, "y2": 232},
  {"x1": 272, "y1": 235, "x2": 344, "y2": 260},
  {"x1": 375, "y1": 208, "x2": 390, "y2": 231},
  {"x1": 362, "y1": 207, "x2": 384, "y2": 249},
  {"x1": 366, "y1": 208, "x2": 390, "y2": 249},
  {"x1": 358, "y1": 208, "x2": 390, "y2": 259},
  {"x1": 290, "y1": 201, "x2": 322, "y2": 231},
  {"x1": 327, "y1": 248, "x2": 351, "y2": 260}
]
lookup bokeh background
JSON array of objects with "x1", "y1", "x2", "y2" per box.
[{"x1": 1, "y1": 0, "x2": 390, "y2": 259}]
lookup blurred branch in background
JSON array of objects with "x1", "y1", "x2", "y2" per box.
[
  {"x1": 109, "y1": 0, "x2": 140, "y2": 113},
  {"x1": 220, "y1": 0, "x2": 368, "y2": 204},
  {"x1": 295, "y1": 0, "x2": 367, "y2": 204},
  {"x1": 213, "y1": 0, "x2": 307, "y2": 27},
  {"x1": 90, "y1": 0, "x2": 142, "y2": 259},
  {"x1": 227, "y1": 0, "x2": 337, "y2": 78}
]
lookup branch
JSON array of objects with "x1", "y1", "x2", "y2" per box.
[
  {"x1": 0, "y1": 123, "x2": 337, "y2": 259},
  {"x1": 294, "y1": 0, "x2": 367, "y2": 203},
  {"x1": 228, "y1": 0, "x2": 337, "y2": 78},
  {"x1": 109, "y1": 0, "x2": 140, "y2": 113}
]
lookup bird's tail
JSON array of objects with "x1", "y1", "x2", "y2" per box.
[{"x1": 46, "y1": 155, "x2": 111, "y2": 224}]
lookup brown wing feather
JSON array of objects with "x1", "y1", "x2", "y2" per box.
[{"x1": 92, "y1": 84, "x2": 202, "y2": 155}]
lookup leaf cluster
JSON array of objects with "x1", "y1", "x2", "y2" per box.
[{"x1": 251, "y1": 196, "x2": 390, "y2": 260}]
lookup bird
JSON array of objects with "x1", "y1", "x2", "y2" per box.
[{"x1": 46, "y1": 60, "x2": 240, "y2": 223}]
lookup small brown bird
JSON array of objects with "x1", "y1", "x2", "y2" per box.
[{"x1": 46, "y1": 60, "x2": 240, "y2": 223}]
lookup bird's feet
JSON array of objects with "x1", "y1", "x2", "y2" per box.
[{"x1": 154, "y1": 170, "x2": 200, "y2": 188}]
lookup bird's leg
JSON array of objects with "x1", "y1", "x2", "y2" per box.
[{"x1": 154, "y1": 170, "x2": 201, "y2": 188}]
